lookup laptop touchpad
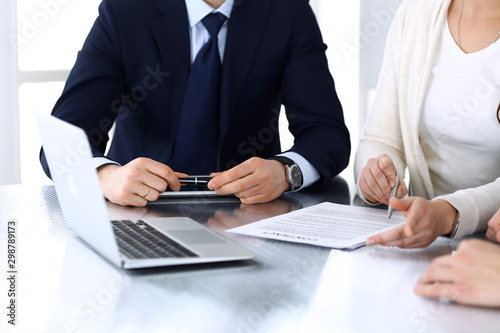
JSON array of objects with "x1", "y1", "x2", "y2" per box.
[{"x1": 169, "y1": 230, "x2": 227, "y2": 245}]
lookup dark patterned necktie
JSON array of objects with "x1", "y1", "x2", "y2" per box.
[{"x1": 171, "y1": 13, "x2": 227, "y2": 175}]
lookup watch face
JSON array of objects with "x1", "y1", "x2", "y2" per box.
[{"x1": 289, "y1": 165, "x2": 303, "y2": 188}]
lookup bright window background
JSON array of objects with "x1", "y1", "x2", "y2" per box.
[
  {"x1": 17, "y1": 0, "x2": 101, "y2": 185},
  {"x1": 314, "y1": 1, "x2": 360, "y2": 182},
  {"x1": 17, "y1": 0, "x2": 362, "y2": 185},
  {"x1": 17, "y1": 0, "x2": 101, "y2": 71}
]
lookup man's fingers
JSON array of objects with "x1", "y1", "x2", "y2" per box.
[
  {"x1": 142, "y1": 186, "x2": 160, "y2": 202},
  {"x1": 209, "y1": 172, "x2": 223, "y2": 178},
  {"x1": 141, "y1": 160, "x2": 181, "y2": 191},
  {"x1": 208, "y1": 161, "x2": 254, "y2": 190},
  {"x1": 234, "y1": 183, "x2": 264, "y2": 200},
  {"x1": 135, "y1": 172, "x2": 168, "y2": 193},
  {"x1": 229, "y1": 181, "x2": 279, "y2": 204},
  {"x1": 213, "y1": 175, "x2": 254, "y2": 196},
  {"x1": 174, "y1": 172, "x2": 189, "y2": 178},
  {"x1": 99, "y1": 158, "x2": 187, "y2": 206},
  {"x1": 138, "y1": 184, "x2": 151, "y2": 198},
  {"x1": 115, "y1": 190, "x2": 149, "y2": 207},
  {"x1": 128, "y1": 158, "x2": 182, "y2": 193},
  {"x1": 208, "y1": 158, "x2": 286, "y2": 204}
]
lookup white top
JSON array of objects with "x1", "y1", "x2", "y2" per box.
[
  {"x1": 420, "y1": 19, "x2": 500, "y2": 197},
  {"x1": 354, "y1": 0, "x2": 500, "y2": 238}
]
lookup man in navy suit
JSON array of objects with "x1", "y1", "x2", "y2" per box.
[{"x1": 40, "y1": 0, "x2": 350, "y2": 206}]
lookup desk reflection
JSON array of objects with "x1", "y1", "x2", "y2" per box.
[
  {"x1": 207, "y1": 198, "x2": 302, "y2": 232},
  {"x1": 103, "y1": 175, "x2": 350, "y2": 229},
  {"x1": 105, "y1": 192, "x2": 304, "y2": 229}
]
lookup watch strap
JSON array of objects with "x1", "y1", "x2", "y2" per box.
[
  {"x1": 268, "y1": 156, "x2": 303, "y2": 191},
  {"x1": 268, "y1": 156, "x2": 295, "y2": 167}
]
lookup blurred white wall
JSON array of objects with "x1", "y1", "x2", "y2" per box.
[
  {"x1": 312, "y1": 0, "x2": 402, "y2": 180},
  {"x1": 0, "y1": 0, "x2": 20, "y2": 185},
  {"x1": 313, "y1": 1, "x2": 360, "y2": 180},
  {"x1": 358, "y1": 0, "x2": 403, "y2": 133}
]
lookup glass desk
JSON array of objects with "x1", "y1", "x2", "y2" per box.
[{"x1": 0, "y1": 177, "x2": 499, "y2": 333}]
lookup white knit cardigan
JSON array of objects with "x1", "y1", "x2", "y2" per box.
[{"x1": 354, "y1": 0, "x2": 500, "y2": 238}]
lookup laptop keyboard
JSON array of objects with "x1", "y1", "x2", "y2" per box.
[{"x1": 111, "y1": 220, "x2": 198, "y2": 259}]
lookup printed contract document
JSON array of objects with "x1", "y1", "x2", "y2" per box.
[{"x1": 227, "y1": 202, "x2": 406, "y2": 250}]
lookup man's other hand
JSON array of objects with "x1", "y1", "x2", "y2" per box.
[
  {"x1": 208, "y1": 157, "x2": 289, "y2": 204},
  {"x1": 97, "y1": 158, "x2": 186, "y2": 206}
]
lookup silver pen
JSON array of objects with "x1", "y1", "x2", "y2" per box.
[
  {"x1": 387, "y1": 172, "x2": 400, "y2": 219},
  {"x1": 178, "y1": 176, "x2": 212, "y2": 186}
]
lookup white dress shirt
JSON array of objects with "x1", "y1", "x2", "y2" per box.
[{"x1": 185, "y1": 0, "x2": 233, "y2": 64}]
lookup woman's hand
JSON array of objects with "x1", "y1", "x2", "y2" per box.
[
  {"x1": 486, "y1": 208, "x2": 500, "y2": 243},
  {"x1": 415, "y1": 239, "x2": 500, "y2": 308},
  {"x1": 358, "y1": 154, "x2": 408, "y2": 204},
  {"x1": 366, "y1": 197, "x2": 458, "y2": 248}
]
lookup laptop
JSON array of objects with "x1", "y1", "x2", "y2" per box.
[{"x1": 35, "y1": 112, "x2": 255, "y2": 269}]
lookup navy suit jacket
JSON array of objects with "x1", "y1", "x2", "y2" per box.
[{"x1": 41, "y1": 0, "x2": 350, "y2": 187}]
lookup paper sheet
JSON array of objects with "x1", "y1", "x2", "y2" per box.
[{"x1": 227, "y1": 202, "x2": 406, "y2": 250}]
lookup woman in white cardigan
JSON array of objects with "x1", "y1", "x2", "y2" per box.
[{"x1": 355, "y1": 0, "x2": 500, "y2": 248}]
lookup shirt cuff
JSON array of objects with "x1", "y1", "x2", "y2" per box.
[
  {"x1": 279, "y1": 151, "x2": 320, "y2": 191},
  {"x1": 90, "y1": 157, "x2": 121, "y2": 171}
]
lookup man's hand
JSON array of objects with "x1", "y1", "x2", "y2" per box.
[
  {"x1": 414, "y1": 239, "x2": 500, "y2": 308},
  {"x1": 366, "y1": 197, "x2": 458, "y2": 248},
  {"x1": 359, "y1": 154, "x2": 408, "y2": 204},
  {"x1": 208, "y1": 157, "x2": 289, "y2": 204},
  {"x1": 486, "y1": 208, "x2": 500, "y2": 243},
  {"x1": 97, "y1": 158, "x2": 186, "y2": 207}
]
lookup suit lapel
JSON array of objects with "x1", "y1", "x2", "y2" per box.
[
  {"x1": 219, "y1": 0, "x2": 273, "y2": 149},
  {"x1": 151, "y1": 0, "x2": 191, "y2": 155}
]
